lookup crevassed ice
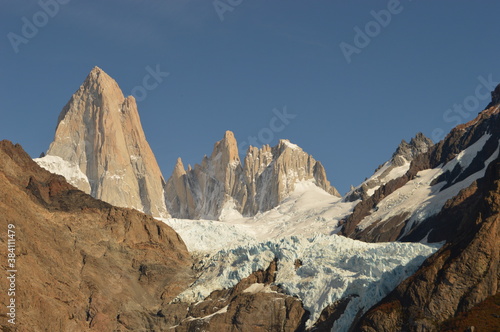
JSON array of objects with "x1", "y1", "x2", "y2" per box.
[{"x1": 172, "y1": 233, "x2": 439, "y2": 330}]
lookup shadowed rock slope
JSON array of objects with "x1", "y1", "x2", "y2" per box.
[{"x1": 0, "y1": 140, "x2": 192, "y2": 331}]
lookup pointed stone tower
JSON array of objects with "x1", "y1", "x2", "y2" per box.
[{"x1": 42, "y1": 67, "x2": 169, "y2": 218}]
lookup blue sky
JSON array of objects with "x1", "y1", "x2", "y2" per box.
[{"x1": 1, "y1": 0, "x2": 499, "y2": 194}]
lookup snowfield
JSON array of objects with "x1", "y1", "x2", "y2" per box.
[
  {"x1": 161, "y1": 180, "x2": 357, "y2": 252},
  {"x1": 348, "y1": 158, "x2": 411, "y2": 198}
]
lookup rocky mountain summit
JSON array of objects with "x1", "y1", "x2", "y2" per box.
[
  {"x1": 37, "y1": 67, "x2": 169, "y2": 218},
  {"x1": 165, "y1": 130, "x2": 340, "y2": 220},
  {"x1": 38, "y1": 68, "x2": 339, "y2": 221},
  {"x1": 391, "y1": 132, "x2": 435, "y2": 166}
]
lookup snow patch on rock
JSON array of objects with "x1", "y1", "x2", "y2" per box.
[{"x1": 34, "y1": 155, "x2": 91, "y2": 194}]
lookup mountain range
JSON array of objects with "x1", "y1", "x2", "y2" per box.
[{"x1": 1, "y1": 67, "x2": 498, "y2": 331}]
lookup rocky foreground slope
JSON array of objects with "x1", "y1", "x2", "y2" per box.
[
  {"x1": 0, "y1": 141, "x2": 191, "y2": 331},
  {"x1": 0, "y1": 140, "x2": 328, "y2": 331}
]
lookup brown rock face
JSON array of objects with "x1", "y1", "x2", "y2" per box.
[
  {"x1": 42, "y1": 67, "x2": 169, "y2": 218},
  {"x1": 165, "y1": 132, "x2": 340, "y2": 220},
  {"x1": 0, "y1": 140, "x2": 192, "y2": 331},
  {"x1": 440, "y1": 293, "x2": 500, "y2": 331},
  {"x1": 160, "y1": 259, "x2": 310, "y2": 332},
  {"x1": 352, "y1": 146, "x2": 500, "y2": 331}
]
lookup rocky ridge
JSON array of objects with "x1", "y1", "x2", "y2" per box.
[
  {"x1": 165, "y1": 131, "x2": 340, "y2": 220},
  {"x1": 341, "y1": 96, "x2": 500, "y2": 243},
  {"x1": 353, "y1": 142, "x2": 500, "y2": 331},
  {"x1": 345, "y1": 132, "x2": 434, "y2": 202}
]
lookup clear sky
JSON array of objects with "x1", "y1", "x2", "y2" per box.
[{"x1": 1, "y1": 1, "x2": 499, "y2": 194}]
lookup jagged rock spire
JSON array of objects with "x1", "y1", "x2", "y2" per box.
[
  {"x1": 165, "y1": 131, "x2": 340, "y2": 220},
  {"x1": 42, "y1": 67, "x2": 169, "y2": 218}
]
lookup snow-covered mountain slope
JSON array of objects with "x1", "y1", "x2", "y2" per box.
[
  {"x1": 162, "y1": 218, "x2": 256, "y2": 252},
  {"x1": 172, "y1": 233, "x2": 438, "y2": 330},
  {"x1": 343, "y1": 104, "x2": 500, "y2": 243},
  {"x1": 34, "y1": 155, "x2": 91, "y2": 193},
  {"x1": 162, "y1": 180, "x2": 356, "y2": 252},
  {"x1": 345, "y1": 132, "x2": 433, "y2": 202},
  {"x1": 350, "y1": 160, "x2": 410, "y2": 198},
  {"x1": 358, "y1": 133, "x2": 499, "y2": 241},
  {"x1": 354, "y1": 139, "x2": 500, "y2": 332}
]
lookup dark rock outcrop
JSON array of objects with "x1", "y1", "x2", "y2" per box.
[
  {"x1": 308, "y1": 295, "x2": 358, "y2": 332},
  {"x1": 391, "y1": 132, "x2": 434, "y2": 167},
  {"x1": 161, "y1": 259, "x2": 310, "y2": 331}
]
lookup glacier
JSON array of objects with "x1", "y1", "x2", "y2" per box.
[
  {"x1": 167, "y1": 232, "x2": 439, "y2": 330},
  {"x1": 159, "y1": 179, "x2": 442, "y2": 330}
]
